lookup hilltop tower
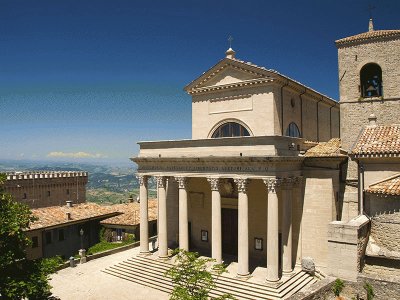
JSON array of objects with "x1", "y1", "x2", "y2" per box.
[{"x1": 336, "y1": 19, "x2": 400, "y2": 220}]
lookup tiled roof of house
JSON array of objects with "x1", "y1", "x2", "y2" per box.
[
  {"x1": 336, "y1": 30, "x2": 400, "y2": 46},
  {"x1": 351, "y1": 125, "x2": 400, "y2": 157},
  {"x1": 366, "y1": 174, "x2": 400, "y2": 196},
  {"x1": 304, "y1": 138, "x2": 346, "y2": 157},
  {"x1": 29, "y1": 203, "x2": 120, "y2": 231},
  {"x1": 100, "y1": 199, "x2": 158, "y2": 226}
]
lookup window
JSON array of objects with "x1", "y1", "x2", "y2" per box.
[
  {"x1": 45, "y1": 231, "x2": 52, "y2": 244},
  {"x1": 360, "y1": 63, "x2": 383, "y2": 98},
  {"x1": 211, "y1": 122, "x2": 250, "y2": 138},
  {"x1": 58, "y1": 229, "x2": 65, "y2": 241},
  {"x1": 32, "y1": 236, "x2": 39, "y2": 248},
  {"x1": 285, "y1": 122, "x2": 301, "y2": 137},
  {"x1": 23, "y1": 193, "x2": 27, "y2": 199},
  {"x1": 47, "y1": 191, "x2": 51, "y2": 197},
  {"x1": 66, "y1": 189, "x2": 70, "y2": 195}
]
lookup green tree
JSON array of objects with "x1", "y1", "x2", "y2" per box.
[
  {"x1": 332, "y1": 278, "x2": 344, "y2": 297},
  {"x1": 364, "y1": 282, "x2": 375, "y2": 300},
  {"x1": 0, "y1": 173, "x2": 61, "y2": 299},
  {"x1": 165, "y1": 249, "x2": 235, "y2": 300}
]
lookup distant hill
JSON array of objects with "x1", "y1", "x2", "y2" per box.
[{"x1": 0, "y1": 160, "x2": 157, "y2": 196}]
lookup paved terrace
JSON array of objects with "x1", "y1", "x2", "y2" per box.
[{"x1": 50, "y1": 244, "x2": 169, "y2": 300}]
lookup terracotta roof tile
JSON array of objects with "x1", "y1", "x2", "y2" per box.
[
  {"x1": 336, "y1": 30, "x2": 400, "y2": 46},
  {"x1": 29, "y1": 203, "x2": 120, "y2": 231},
  {"x1": 352, "y1": 125, "x2": 400, "y2": 157},
  {"x1": 100, "y1": 199, "x2": 157, "y2": 226},
  {"x1": 304, "y1": 138, "x2": 345, "y2": 157},
  {"x1": 367, "y1": 174, "x2": 400, "y2": 196}
]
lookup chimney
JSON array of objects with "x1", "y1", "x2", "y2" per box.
[
  {"x1": 66, "y1": 200, "x2": 73, "y2": 207},
  {"x1": 368, "y1": 113, "x2": 377, "y2": 126},
  {"x1": 66, "y1": 212, "x2": 72, "y2": 220}
]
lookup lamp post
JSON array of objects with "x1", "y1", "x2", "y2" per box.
[
  {"x1": 80, "y1": 228, "x2": 84, "y2": 249},
  {"x1": 79, "y1": 228, "x2": 86, "y2": 264}
]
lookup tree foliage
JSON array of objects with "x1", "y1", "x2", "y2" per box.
[
  {"x1": 332, "y1": 278, "x2": 344, "y2": 297},
  {"x1": 165, "y1": 249, "x2": 235, "y2": 300},
  {"x1": 0, "y1": 173, "x2": 61, "y2": 299}
]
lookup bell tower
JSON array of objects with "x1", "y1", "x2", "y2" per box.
[
  {"x1": 335, "y1": 19, "x2": 400, "y2": 221},
  {"x1": 336, "y1": 19, "x2": 400, "y2": 177}
]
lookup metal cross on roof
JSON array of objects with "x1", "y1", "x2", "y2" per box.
[
  {"x1": 228, "y1": 35, "x2": 233, "y2": 48},
  {"x1": 368, "y1": 3, "x2": 375, "y2": 19}
]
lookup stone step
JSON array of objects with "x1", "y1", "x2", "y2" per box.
[
  {"x1": 103, "y1": 256, "x2": 319, "y2": 300},
  {"x1": 133, "y1": 255, "x2": 307, "y2": 294},
  {"x1": 116, "y1": 261, "x2": 281, "y2": 300}
]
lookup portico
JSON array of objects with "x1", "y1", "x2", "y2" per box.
[{"x1": 135, "y1": 145, "x2": 303, "y2": 282}]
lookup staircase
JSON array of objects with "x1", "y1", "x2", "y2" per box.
[{"x1": 102, "y1": 255, "x2": 319, "y2": 300}]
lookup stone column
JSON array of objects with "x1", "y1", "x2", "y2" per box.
[
  {"x1": 264, "y1": 178, "x2": 281, "y2": 282},
  {"x1": 293, "y1": 176, "x2": 303, "y2": 265},
  {"x1": 282, "y1": 178, "x2": 293, "y2": 273},
  {"x1": 156, "y1": 176, "x2": 168, "y2": 259},
  {"x1": 138, "y1": 175, "x2": 150, "y2": 255},
  {"x1": 175, "y1": 176, "x2": 189, "y2": 251},
  {"x1": 207, "y1": 177, "x2": 222, "y2": 264},
  {"x1": 235, "y1": 178, "x2": 250, "y2": 277}
]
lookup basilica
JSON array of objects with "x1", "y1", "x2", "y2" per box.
[{"x1": 132, "y1": 19, "x2": 400, "y2": 286}]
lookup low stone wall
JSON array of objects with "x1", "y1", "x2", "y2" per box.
[
  {"x1": 288, "y1": 274, "x2": 400, "y2": 300},
  {"x1": 57, "y1": 236, "x2": 157, "y2": 270},
  {"x1": 371, "y1": 212, "x2": 400, "y2": 252},
  {"x1": 327, "y1": 215, "x2": 370, "y2": 281},
  {"x1": 287, "y1": 277, "x2": 336, "y2": 300}
]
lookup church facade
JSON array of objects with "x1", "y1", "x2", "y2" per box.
[{"x1": 132, "y1": 20, "x2": 400, "y2": 284}]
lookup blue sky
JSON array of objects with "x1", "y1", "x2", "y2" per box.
[{"x1": 1, "y1": 0, "x2": 399, "y2": 164}]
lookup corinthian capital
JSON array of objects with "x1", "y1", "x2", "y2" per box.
[
  {"x1": 175, "y1": 176, "x2": 189, "y2": 189},
  {"x1": 207, "y1": 177, "x2": 221, "y2": 192},
  {"x1": 155, "y1": 176, "x2": 167, "y2": 188},
  {"x1": 137, "y1": 175, "x2": 148, "y2": 187},
  {"x1": 263, "y1": 178, "x2": 282, "y2": 194},
  {"x1": 234, "y1": 178, "x2": 250, "y2": 194}
]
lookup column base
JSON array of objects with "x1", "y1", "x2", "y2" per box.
[
  {"x1": 157, "y1": 255, "x2": 170, "y2": 261},
  {"x1": 282, "y1": 269, "x2": 294, "y2": 275},
  {"x1": 236, "y1": 273, "x2": 251, "y2": 280},
  {"x1": 138, "y1": 251, "x2": 151, "y2": 257},
  {"x1": 264, "y1": 278, "x2": 281, "y2": 287}
]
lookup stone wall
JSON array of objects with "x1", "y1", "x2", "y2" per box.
[
  {"x1": 370, "y1": 211, "x2": 400, "y2": 252},
  {"x1": 5, "y1": 172, "x2": 88, "y2": 208},
  {"x1": 327, "y1": 215, "x2": 370, "y2": 281},
  {"x1": 289, "y1": 274, "x2": 400, "y2": 300}
]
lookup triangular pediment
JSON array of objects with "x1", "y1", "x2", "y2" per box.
[
  {"x1": 185, "y1": 58, "x2": 272, "y2": 91},
  {"x1": 199, "y1": 65, "x2": 261, "y2": 87}
]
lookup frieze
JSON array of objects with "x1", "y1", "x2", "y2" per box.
[{"x1": 137, "y1": 164, "x2": 299, "y2": 174}]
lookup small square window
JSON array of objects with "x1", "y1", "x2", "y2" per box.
[
  {"x1": 32, "y1": 236, "x2": 39, "y2": 248},
  {"x1": 45, "y1": 231, "x2": 52, "y2": 244},
  {"x1": 58, "y1": 229, "x2": 65, "y2": 241},
  {"x1": 254, "y1": 238, "x2": 263, "y2": 251},
  {"x1": 201, "y1": 230, "x2": 208, "y2": 242}
]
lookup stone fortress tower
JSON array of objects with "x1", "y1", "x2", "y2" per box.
[{"x1": 335, "y1": 19, "x2": 400, "y2": 220}]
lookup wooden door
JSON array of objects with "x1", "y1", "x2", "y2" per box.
[{"x1": 222, "y1": 208, "x2": 238, "y2": 255}]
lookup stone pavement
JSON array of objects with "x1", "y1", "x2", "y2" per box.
[{"x1": 50, "y1": 244, "x2": 169, "y2": 300}]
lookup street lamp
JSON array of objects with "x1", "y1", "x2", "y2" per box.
[
  {"x1": 80, "y1": 228, "x2": 84, "y2": 250},
  {"x1": 79, "y1": 228, "x2": 87, "y2": 264}
]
